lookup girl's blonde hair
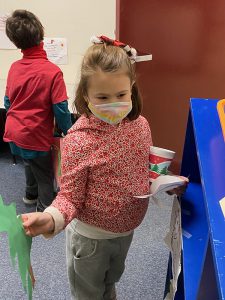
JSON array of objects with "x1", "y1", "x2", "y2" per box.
[{"x1": 74, "y1": 44, "x2": 142, "y2": 120}]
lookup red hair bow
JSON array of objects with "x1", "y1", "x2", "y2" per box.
[
  {"x1": 90, "y1": 35, "x2": 152, "y2": 63},
  {"x1": 98, "y1": 35, "x2": 126, "y2": 47}
]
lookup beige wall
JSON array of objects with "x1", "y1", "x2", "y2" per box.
[{"x1": 0, "y1": 0, "x2": 116, "y2": 109}]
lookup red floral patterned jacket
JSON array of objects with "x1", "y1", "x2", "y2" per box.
[{"x1": 49, "y1": 114, "x2": 152, "y2": 233}]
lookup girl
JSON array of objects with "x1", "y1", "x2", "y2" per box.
[{"x1": 23, "y1": 36, "x2": 187, "y2": 300}]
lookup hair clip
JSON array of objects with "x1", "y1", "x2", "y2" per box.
[{"x1": 90, "y1": 35, "x2": 152, "y2": 63}]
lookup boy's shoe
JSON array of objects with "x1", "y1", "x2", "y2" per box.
[{"x1": 23, "y1": 196, "x2": 37, "y2": 205}]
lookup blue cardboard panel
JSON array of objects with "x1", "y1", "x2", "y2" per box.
[
  {"x1": 181, "y1": 183, "x2": 209, "y2": 300},
  {"x1": 166, "y1": 98, "x2": 225, "y2": 299}
]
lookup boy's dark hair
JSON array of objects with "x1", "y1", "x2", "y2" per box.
[
  {"x1": 6, "y1": 10, "x2": 44, "y2": 49},
  {"x1": 74, "y1": 44, "x2": 143, "y2": 120}
]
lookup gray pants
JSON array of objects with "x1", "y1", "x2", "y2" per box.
[
  {"x1": 23, "y1": 152, "x2": 55, "y2": 211},
  {"x1": 66, "y1": 223, "x2": 133, "y2": 300}
]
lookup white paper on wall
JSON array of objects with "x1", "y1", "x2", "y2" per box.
[
  {"x1": 44, "y1": 37, "x2": 68, "y2": 65},
  {"x1": 0, "y1": 13, "x2": 17, "y2": 49}
]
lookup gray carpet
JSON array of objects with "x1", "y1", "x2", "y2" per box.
[{"x1": 0, "y1": 148, "x2": 172, "y2": 300}]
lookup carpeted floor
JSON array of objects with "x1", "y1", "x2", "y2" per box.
[{"x1": 0, "y1": 145, "x2": 172, "y2": 300}]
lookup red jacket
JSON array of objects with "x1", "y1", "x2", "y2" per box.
[{"x1": 50, "y1": 114, "x2": 152, "y2": 233}]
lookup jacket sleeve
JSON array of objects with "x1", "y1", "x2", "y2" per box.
[{"x1": 44, "y1": 131, "x2": 89, "y2": 236}]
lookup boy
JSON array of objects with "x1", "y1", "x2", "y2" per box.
[{"x1": 4, "y1": 10, "x2": 72, "y2": 212}]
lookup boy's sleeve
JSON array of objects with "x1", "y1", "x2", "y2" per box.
[
  {"x1": 4, "y1": 95, "x2": 10, "y2": 111},
  {"x1": 53, "y1": 101, "x2": 72, "y2": 135},
  {"x1": 4, "y1": 74, "x2": 11, "y2": 112}
]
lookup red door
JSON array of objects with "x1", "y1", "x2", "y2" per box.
[{"x1": 116, "y1": 0, "x2": 225, "y2": 172}]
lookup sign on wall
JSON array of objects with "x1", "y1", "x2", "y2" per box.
[
  {"x1": 43, "y1": 37, "x2": 68, "y2": 65},
  {"x1": 0, "y1": 13, "x2": 17, "y2": 49}
]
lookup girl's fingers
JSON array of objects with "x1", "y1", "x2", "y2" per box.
[
  {"x1": 179, "y1": 176, "x2": 189, "y2": 183},
  {"x1": 25, "y1": 229, "x2": 32, "y2": 236},
  {"x1": 24, "y1": 226, "x2": 38, "y2": 237},
  {"x1": 167, "y1": 185, "x2": 188, "y2": 196},
  {"x1": 22, "y1": 212, "x2": 42, "y2": 228},
  {"x1": 21, "y1": 215, "x2": 28, "y2": 222},
  {"x1": 23, "y1": 218, "x2": 34, "y2": 229},
  {"x1": 22, "y1": 212, "x2": 55, "y2": 236}
]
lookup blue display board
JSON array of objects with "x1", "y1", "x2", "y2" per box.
[{"x1": 176, "y1": 98, "x2": 225, "y2": 299}]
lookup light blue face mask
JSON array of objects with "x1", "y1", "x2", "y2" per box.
[{"x1": 88, "y1": 101, "x2": 132, "y2": 125}]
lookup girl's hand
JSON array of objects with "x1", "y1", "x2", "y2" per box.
[
  {"x1": 22, "y1": 212, "x2": 55, "y2": 237},
  {"x1": 167, "y1": 176, "x2": 189, "y2": 197}
]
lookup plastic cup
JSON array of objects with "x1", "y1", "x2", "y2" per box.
[{"x1": 149, "y1": 146, "x2": 175, "y2": 182}]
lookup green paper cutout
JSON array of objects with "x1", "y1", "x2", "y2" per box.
[{"x1": 0, "y1": 195, "x2": 33, "y2": 300}]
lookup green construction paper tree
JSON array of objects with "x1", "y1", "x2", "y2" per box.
[{"x1": 0, "y1": 195, "x2": 33, "y2": 300}]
